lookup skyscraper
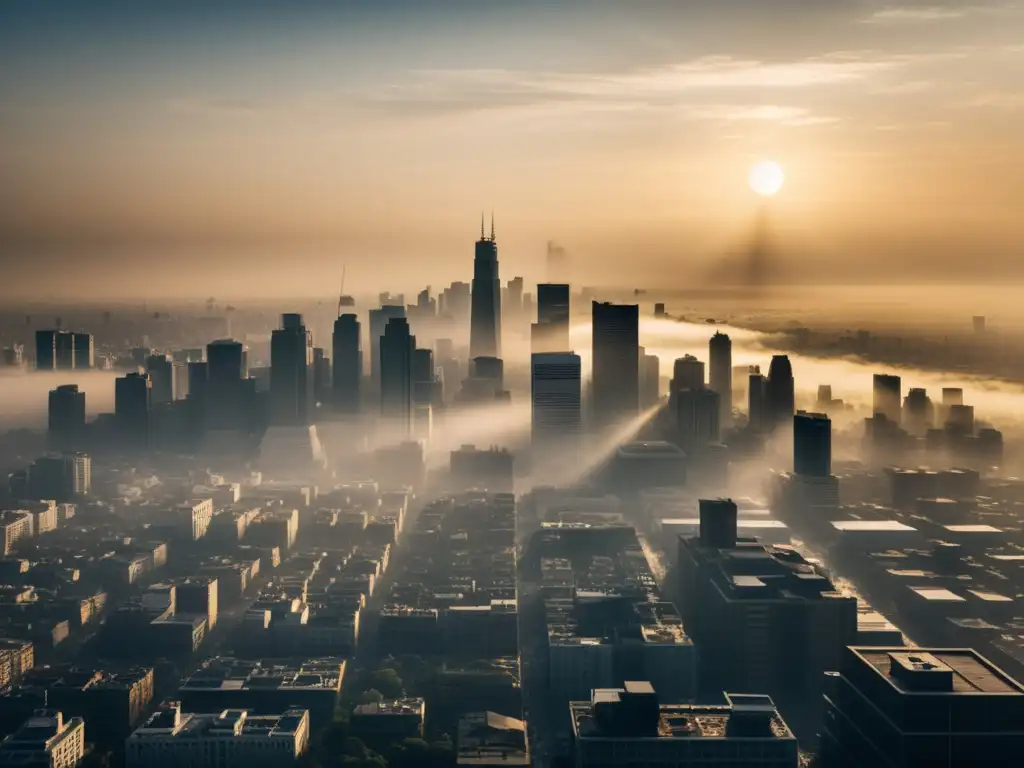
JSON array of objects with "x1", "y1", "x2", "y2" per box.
[
  {"x1": 766, "y1": 355, "x2": 795, "y2": 429},
  {"x1": 639, "y1": 347, "x2": 661, "y2": 409},
  {"x1": 470, "y1": 216, "x2": 502, "y2": 360},
  {"x1": 533, "y1": 283, "x2": 571, "y2": 353},
  {"x1": 531, "y1": 352, "x2": 582, "y2": 459},
  {"x1": 206, "y1": 339, "x2": 247, "y2": 430},
  {"x1": 35, "y1": 330, "x2": 56, "y2": 370},
  {"x1": 54, "y1": 331, "x2": 75, "y2": 370},
  {"x1": 270, "y1": 313, "x2": 314, "y2": 427},
  {"x1": 873, "y1": 374, "x2": 902, "y2": 423},
  {"x1": 709, "y1": 332, "x2": 733, "y2": 428},
  {"x1": 380, "y1": 317, "x2": 415, "y2": 435},
  {"x1": 48, "y1": 384, "x2": 86, "y2": 450},
  {"x1": 671, "y1": 355, "x2": 705, "y2": 392},
  {"x1": 72, "y1": 333, "x2": 94, "y2": 369},
  {"x1": 748, "y1": 371, "x2": 767, "y2": 434},
  {"x1": 369, "y1": 305, "x2": 406, "y2": 385},
  {"x1": 146, "y1": 354, "x2": 176, "y2": 405},
  {"x1": 332, "y1": 313, "x2": 362, "y2": 414},
  {"x1": 674, "y1": 388, "x2": 721, "y2": 453},
  {"x1": 115, "y1": 371, "x2": 152, "y2": 449},
  {"x1": 312, "y1": 347, "x2": 331, "y2": 405},
  {"x1": 591, "y1": 301, "x2": 639, "y2": 429},
  {"x1": 793, "y1": 411, "x2": 831, "y2": 477}
]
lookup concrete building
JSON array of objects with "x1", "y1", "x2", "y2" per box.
[
  {"x1": 822, "y1": 647, "x2": 1024, "y2": 768},
  {"x1": 270, "y1": 314, "x2": 314, "y2": 427},
  {"x1": 177, "y1": 577, "x2": 219, "y2": 631},
  {"x1": 531, "y1": 353, "x2": 582, "y2": 464},
  {"x1": 174, "y1": 499, "x2": 214, "y2": 541},
  {"x1": 570, "y1": 684, "x2": 798, "y2": 767},
  {"x1": 470, "y1": 218, "x2": 502, "y2": 360},
  {"x1": 1, "y1": 511, "x2": 33, "y2": 556},
  {"x1": 125, "y1": 704, "x2": 309, "y2": 768},
  {"x1": 677, "y1": 499, "x2": 856, "y2": 726},
  {"x1": 709, "y1": 331, "x2": 733, "y2": 427},
  {"x1": 47, "y1": 386, "x2": 85, "y2": 450},
  {"x1": 794, "y1": 411, "x2": 831, "y2": 477},
  {"x1": 591, "y1": 302, "x2": 639, "y2": 430},
  {"x1": 350, "y1": 699, "x2": 425, "y2": 750},
  {"x1": 457, "y1": 711, "x2": 528, "y2": 768},
  {"x1": 0, "y1": 711, "x2": 84, "y2": 768},
  {"x1": 177, "y1": 658, "x2": 344, "y2": 729}
]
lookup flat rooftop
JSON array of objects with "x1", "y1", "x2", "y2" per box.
[
  {"x1": 852, "y1": 647, "x2": 1024, "y2": 695},
  {"x1": 831, "y1": 520, "x2": 917, "y2": 532},
  {"x1": 570, "y1": 700, "x2": 794, "y2": 741}
]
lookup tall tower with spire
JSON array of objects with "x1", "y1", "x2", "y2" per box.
[{"x1": 470, "y1": 213, "x2": 502, "y2": 360}]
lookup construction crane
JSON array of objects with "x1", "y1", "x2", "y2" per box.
[{"x1": 337, "y1": 264, "x2": 355, "y2": 314}]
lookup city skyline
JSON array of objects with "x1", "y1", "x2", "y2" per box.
[{"x1": 2, "y1": 1, "x2": 1024, "y2": 298}]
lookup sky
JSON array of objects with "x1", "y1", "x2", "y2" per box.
[{"x1": 1, "y1": 0, "x2": 1023, "y2": 298}]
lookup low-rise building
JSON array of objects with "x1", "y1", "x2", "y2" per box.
[
  {"x1": 457, "y1": 711, "x2": 529, "y2": 768},
  {"x1": 0, "y1": 710, "x2": 85, "y2": 768},
  {"x1": 822, "y1": 646, "x2": 1024, "y2": 768},
  {"x1": 125, "y1": 703, "x2": 309, "y2": 768},
  {"x1": 570, "y1": 683, "x2": 798, "y2": 767},
  {"x1": 350, "y1": 698, "x2": 425, "y2": 750}
]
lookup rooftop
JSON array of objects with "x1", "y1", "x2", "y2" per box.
[{"x1": 852, "y1": 647, "x2": 1024, "y2": 695}]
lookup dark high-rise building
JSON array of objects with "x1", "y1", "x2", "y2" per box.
[
  {"x1": 72, "y1": 333, "x2": 94, "y2": 369},
  {"x1": 48, "y1": 385, "x2": 86, "y2": 449},
  {"x1": 380, "y1": 317, "x2": 415, "y2": 434},
  {"x1": 470, "y1": 217, "x2": 502, "y2": 360},
  {"x1": 35, "y1": 330, "x2": 56, "y2": 370},
  {"x1": 115, "y1": 372, "x2": 152, "y2": 449},
  {"x1": 472, "y1": 356, "x2": 504, "y2": 388},
  {"x1": 591, "y1": 301, "x2": 639, "y2": 429},
  {"x1": 748, "y1": 371, "x2": 767, "y2": 433},
  {"x1": 822, "y1": 647, "x2": 1024, "y2": 768},
  {"x1": 146, "y1": 354, "x2": 176, "y2": 405},
  {"x1": 673, "y1": 388, "x2": 721, "y2": 453},
  {"x1": 903, "y1": 388, "x2": 934, "y2": 435},
  {"x1": 766, "y1": 355, "x2": 795, "y2": 428},
  {"x1": 506, "y1": 276, "x2": 524, "y2": 316},
  {"x1": 671, "y1": 355, "x2": 705, "y2": 392},
  {"x1": 412, "y1": 348, "x2": 435, "y2": 386},
  {"x1": 794, "y1": 411, "x2": 831, "y2": 477},
  {"x1": 332, "y1": 314, "x2": 362, "y2": 414},
  {"x1": 54, "y1": 331, "x2": 75, "y2": 370},
  {"x1": 270, "y1": 314, "x2": 314, "y2": 427},
  {"x1": 28, "y1": 453, "x2": 90, "y2": 501},
  {"x1": 872, "y1": 373, "x2": 902, "y2": 423},
  {"x1": 369, "y1": 305, "x2": 406, "y2": 385},
  {"x1": 206, "y1": 339, "x2": 247, "y2": 430},
  {"x1": 533, "y1": 283, "x2": 570, "y2": 353},
  {"x1": 639, "y1": 347, "x2": 661, "y2": 409},
  {"x1": 312, "y1": 347, "x2": 331, "y2": 405},
  {"x1": 531, "y1": 353, "x2": 582, "y2": 452},
  {"x1": 709, "y1": 332, "x2": 733, "y2": 427}
]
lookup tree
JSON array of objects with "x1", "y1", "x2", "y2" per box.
[
  {"x1": 368, "y1": 668, "x2": 404, "y2": 699},
  {"x1": 358, "y1": 689, "x2": 385, "y2": 705}
]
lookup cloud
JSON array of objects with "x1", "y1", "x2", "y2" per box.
[
  {"x1": 688, "y1": 104, "x2": 839, "y2": 126},
  {"x1": 960, "y1": 91, "x2": 1024, "y2": 108},
  {"x1": 862, "y1": 2, "x2": 1017, "y2": 24},
  {"x1": 344, "y1": 52, "x2": 920, "y2": 118},
  {"x1": 864, "y1": 6, "x2": 967, "y2": 23}
]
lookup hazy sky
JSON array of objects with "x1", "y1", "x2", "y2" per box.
[{"x1": 1, "y1": 0, "x2": 1023, "y2": 297}]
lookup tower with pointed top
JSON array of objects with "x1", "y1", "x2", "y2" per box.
[{"x1": 470, "y1": 214, "x2": 502, "y2": 360}]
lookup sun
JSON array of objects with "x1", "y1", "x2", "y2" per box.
[{"x1": 748, "y1": 160, "x2": 785, "y2": 197}]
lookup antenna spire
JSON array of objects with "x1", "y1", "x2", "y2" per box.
[
  {"x1": 337, "y1": 264, "x2": 347, "y2": 317},
  {"x1": 490, "y1": 211, "x2": 495, "y2": 241},
  {"x1": 480, "y1": 213, "x2": 485, "y2": 240}
]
